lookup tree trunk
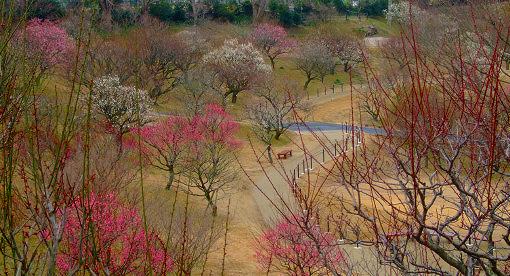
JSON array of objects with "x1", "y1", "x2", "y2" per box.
[
  {"x1": 304, "y1": 77, "x2": 312, "y2": 89},
  {"x1": 274, "y1": 131, "x2": 283, "y2": 140},
  {"x1": 100, "y1": 7, "x2": 112, "y2": 27},
  {"x1": 117, "y1": 131, "x2": 124, "y2": 154},
  {"x1": 269, "y1": 57, "x2": 276, "y2": 69},
  {"x1": 343, "y1": 62, "x2": 350, "y2": 72},
  {"x1": 231, "y1": 92, "x2": 238, "y2": 103},
  {"x1": 252, "y1": 0, "x2": 267, "y2": 23},
  {"x1": 192, "y1": 2, "x2": 199, "y2": 24},
  {"x1": 205, "y1": 193, "x2": 217, "y2": 216},
  {"x1": 267, "y1": 145, "x2": 273, "y2": 163},
  {"x1": 166, "y1": 164, "x2": 175, "y2": 190}
]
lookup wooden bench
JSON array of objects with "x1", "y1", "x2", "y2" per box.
[{"x1": 277, "y1": 149, "x2": 292, "y2": 159}]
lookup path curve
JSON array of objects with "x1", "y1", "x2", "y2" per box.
[{"x1": 288, "y1": 122, "x2": 385, "y2": 135}]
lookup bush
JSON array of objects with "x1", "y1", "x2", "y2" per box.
[
  {"x1": 112, "y1": 7, "x2": 137, "y2": 26},
  {"x1": 149, "y1": 1, "x2": 191, "y2": 23},
  {"x1": 333, "y1": 0, "x2": 352, "y2": 13},
  {"x1": 268, "y1": 0, "x2": 304, "y2": 27},
  {"x1": 28, "y1": 0, "x2": 66, "y2": 20},
  {"x1": 209, "y1": 0, "x2": 252, "y2": 23},
  {"x1": 149, "y1": 1, "x2": 173, "y2": 21},
  {"x1": 360, "y1": 0, "x2": 388, "y2": 16},
  {"x1": 172, "y1": 3, "x2": 190, "y2": 22}
]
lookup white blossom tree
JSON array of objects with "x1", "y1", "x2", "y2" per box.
[
  {"x1": 385, "y1": 1, "x2": 424, "y2": 24},
  {"x1": 91, "y1": 75, "x2": 152, "y2": 152},
  {"x1": 203, "y1": 39, "x2": 271, "y2": 104}
]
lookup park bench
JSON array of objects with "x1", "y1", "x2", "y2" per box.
[{"x1": 277, "y1": 149, "x2": 292, "y2": 159}]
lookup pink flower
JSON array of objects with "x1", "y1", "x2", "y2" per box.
[
  {"x1": 21, "y1": 19, "x2": 75, "y2": 68},
  {"x1": 250, "y1": 23, "x2": 297, "y2": 68},
  {"x1": 255, "y1": 216, "x2": 346, "y2": 275},
  {"x1": 57, "y1": 193, "x2": 173, "y2": 274}
]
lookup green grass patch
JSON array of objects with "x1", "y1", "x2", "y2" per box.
[{"x1": 288, "y1": 15, "x2": 399, "y2": 39}]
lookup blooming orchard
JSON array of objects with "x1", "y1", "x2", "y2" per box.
[
  {"x1": 295, "y1": 41, "x2": 336, "y2": 89},
  {"x1": 186, "y1": 104, "x2": 240, "y2": 214},
  {"x1": 138, "y1": 116, "x2": 191, "y2": 189},
  {"x1": 137, "y1": 104, "x2": 239, "y2": 215},
  {"x1": 385, "y1": 1, "x2": 424, "y2": 24},
  {"x1": 256, "y1": 216, "x2": 346, "y2": 275}
]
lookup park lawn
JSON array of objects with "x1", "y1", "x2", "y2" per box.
[
  {"x1": 273, "y1": 56, "x2": 365, "y2": 97},
  {"x1": 288, "y1": 15, "x2": 399, "y2": 39},
  {"x1": 139, "y1": 164, "x2": 264, "y2": 275},
  {"x1": 309, "y1": 89, "x2": 378, "y2": 125}
]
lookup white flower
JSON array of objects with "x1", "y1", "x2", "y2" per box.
[{"x1": 91, "y1": 75, "x2": 152, "y2": 133}]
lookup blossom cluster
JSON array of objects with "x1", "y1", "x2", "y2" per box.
[
  {"x1": 250, "y1": 23, "x2": 297, "y2": 66},
  {"x1": 21, "y1": 19, "x2": 75, "y2": 68},
  {"x1": 255, "y1": 216, "x2": 345, "y2": 275},
  {"x1": 136, "y1": 103, "x2": 240, "y2": 171},
  {"x1": 91, "y1": 75, "x2": 152, "y2": 134},
  {"x1": 203, "y1": 39, "x2": 272, "y2": 77},
  {"x1": 385, "y1": 1, "x2": 424, "y2": 24},
  {"x1": 57, "y1": 193, "x2": 173, "y2": 274}
]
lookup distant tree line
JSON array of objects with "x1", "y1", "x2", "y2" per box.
[{"x1": 20, "y1": 0, "x2": 390, "y2": 27}]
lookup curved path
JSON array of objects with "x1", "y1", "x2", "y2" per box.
[
  {"x1": 250, "y1": 129, "x2": 382, "y2": 273},
  {"x1": 251, "y1": 131, "x2": 349, "y2": 224},
  {"x1": 288, "y1": 122, "x2": 385, "y2": 135}
]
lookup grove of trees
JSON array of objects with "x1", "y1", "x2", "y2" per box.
[{"x1": 4, "y1": 0, "x2": 510, "y2": 275}]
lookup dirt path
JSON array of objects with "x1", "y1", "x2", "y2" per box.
[
  {"x1": 364, "y1": 36, "x2": 390, "y2": 48},
  {"x1": 247, "y1": 129, "x2": 387, "y2": 274},
  {"x1": 250, "y1": 131, "x2": 356, "y2": 224},
  {"x1": 303, "y1": 84, "x2": 365, "y2": 108}
]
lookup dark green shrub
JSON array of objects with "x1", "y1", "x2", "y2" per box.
[
  {"x1": 240, "y1": 1, "x2": 253, "y2": 16},
  {"x1": 149, "y1": 1, "x2": 190, "y2": 23},
  {"x1": 112, "y1": 7, "x2": 137, "y2": 26},
  {"x1": 333, "y1": 0, "x2": 351, "y2": 13},
  {"x1": 149, "y1": 1, "x2": 174, "y2": 21},
  {"x1": 360, "y1": 0, "x2": 388, "y2": 16},
  {"x1": 29, "y1": 0, "x2": 66, "y2": 20},
  {"x1": 209, "y1": 0, "x2": 251, "y2": 23},
  {"x1": 172, "y1": 3, "x2": 190, "y2": 22},
  {"x1": 269, "y1": 0, "x2": 304, "y2": 27}
]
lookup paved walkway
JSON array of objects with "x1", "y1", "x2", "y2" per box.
[
  {"x1": 249, "y1": 130, "x2": 383, "y2": 273},
  {"x1": 251, "y1": 131, "x2": 353, "y2": 224},
  {"x1": 288, "y1": 122, "x2": 385, "y2": 135}
]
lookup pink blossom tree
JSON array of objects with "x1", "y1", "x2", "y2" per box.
[
  {"x1": 185, "y1": 104, "x2": 240, "y2": 215},
  {"x1": 138, "y1": 116, "x2": 191, "y2": 190},
  {"x1": 57, "y1": 193, "x2": 173, "y2": 275},
  {"x1": 255, "y1": 216, "x2": 346, "y2": 275},
  {"x1": 250, "y1": 23, "x2": 297, "y2": 69},
  {"x1": 21, "y1": 18, "x2": 75, "y2": 71}
]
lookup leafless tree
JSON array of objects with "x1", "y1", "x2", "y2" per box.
[
  {"x1": 248, "y1": 78, "x2": 308, "y2": 162},
  {"x1": 295, "y1": 41, "x2": 336, "y2": 89},
  {"x1": 180, "y1": 67, "x2": 223, "y2": 116},
  {"x1": 321, "y1": 33, "x2": 364, "y2": 72}
]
